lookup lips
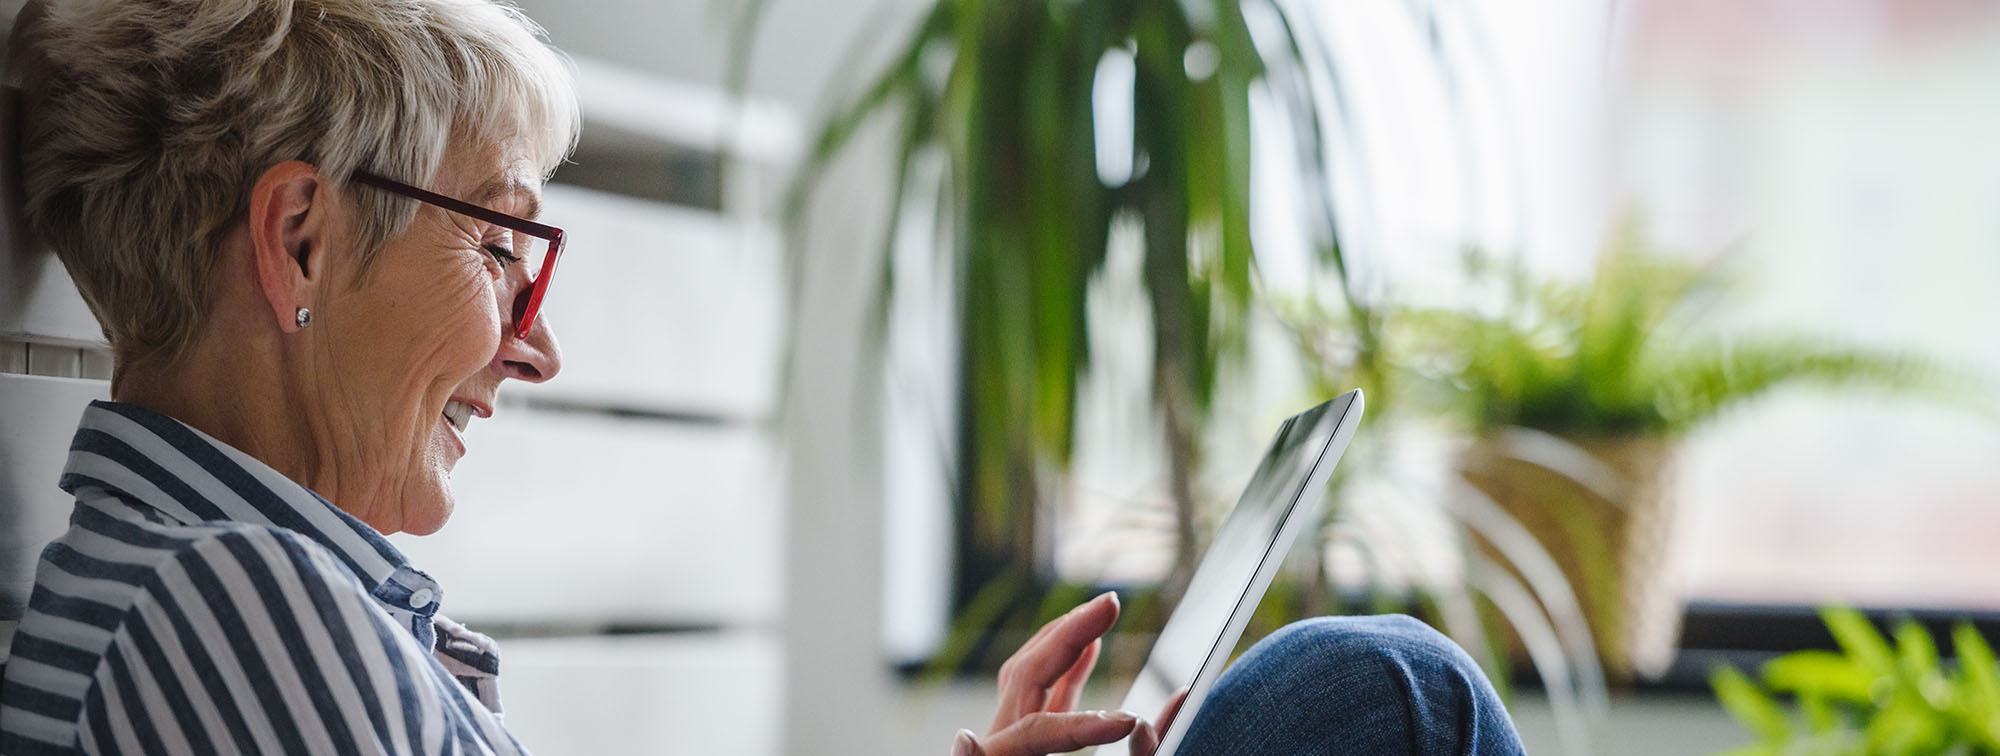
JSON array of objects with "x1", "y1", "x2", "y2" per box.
[
  {"x1": 441, "y1": 396, "x2": 492, "y2": 436},
  {"x1": 443, "y1": 400, "x2": 475, "y2": 432}
]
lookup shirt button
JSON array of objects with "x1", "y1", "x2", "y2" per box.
[{"x1": 407, "y1": 588, "x2": 435, "y2": 609}]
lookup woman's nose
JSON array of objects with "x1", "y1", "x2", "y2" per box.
[{"x1": 494, "y1": 283, "x2": 561, "y2": 382}]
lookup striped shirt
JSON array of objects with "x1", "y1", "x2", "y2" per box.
[{"x1": 0, "y1": 401, "x2": 529, "y2": 755}]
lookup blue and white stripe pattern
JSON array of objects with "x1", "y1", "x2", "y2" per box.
[{"x1": 0, "y1": 401, "x2": 526, "y2": 754}]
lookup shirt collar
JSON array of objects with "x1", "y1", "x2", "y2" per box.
[{"x1": 58, "y1": 400, "x2": 444, "y2": 617}]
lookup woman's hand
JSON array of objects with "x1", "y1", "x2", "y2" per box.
[
  {"x1": 950, "y1": 592, "x2": 1140, "y2": 756},
  {"x1": 1124, "y1": 687, "x2": 1189, "y2": 756}
]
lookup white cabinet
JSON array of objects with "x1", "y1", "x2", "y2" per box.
[
  {"x1": 508, "y1": 186, "x2": 783, "y2": 419},
  {"x1": 0, "y1": 374, "x2": 109, "y2": 658},
  {"x1": 0, "y1": 255, "x2": 105, "y2": 349},
  {"x1": 390, "y1": 408, "x2": 783, "y2": 627},
  {"x1": 495, "y1": 633, "x2": 782, "y2": 756}
]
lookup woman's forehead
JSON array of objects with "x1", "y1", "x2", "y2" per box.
[{"x1": 438, "y1": 136, "x2": 545, "y2": 218}]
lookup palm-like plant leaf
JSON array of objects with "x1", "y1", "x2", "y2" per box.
[{"x1": 751, "y1": 0, "x2": 1338, "y2": 665}]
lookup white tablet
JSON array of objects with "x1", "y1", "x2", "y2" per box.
[{"x1": 1096, "y1": 390, "x2": 1364, "y2": 756}]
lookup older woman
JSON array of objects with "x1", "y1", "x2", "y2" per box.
[{"x1": 0, "y1": 0, "x2": 1526, "y2": 754}]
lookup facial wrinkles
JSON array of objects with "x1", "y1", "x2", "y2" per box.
[
  {"x1": 407, "y1": 240, "x2": 507, "y2": 533},
  {"x1": 396, "y1": 233, "x2": 498, "y2": 521},
  {"x1": 305, "y1": 205, "x2": 498, "y2": 531},
  {"x1": 358, "y1": 138, "x2": 542, "y2": 534}
]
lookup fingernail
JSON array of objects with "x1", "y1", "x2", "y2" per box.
[
  {"x1": 952, "y1": 729, "x2": 977, "y2": 756},
  {"x1": 1067, "y1": 592, "x2": 1116, "y2": 617},
  {"x1": 1096, "y1": 710, "x2": 1138, "y2": 723}
]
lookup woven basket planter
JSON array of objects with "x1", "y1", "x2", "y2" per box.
[{"x1": 1459, "y1": 434, "x2": 1684, "y2": 683}]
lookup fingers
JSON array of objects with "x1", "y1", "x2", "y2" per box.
[
  {"x1": 1154, "y1": 687, "x2": 1190, "y2": 734},
  {"x1": 1015, "y1": 594, "x2": 1119, "y2": 689},
  {"x1": 953, "y1": 729, "x2": 983, "y2": 756},
  {"x1": 970, "y1": 711, "x2": 1139, "y2": 756},
  {"x1": 995, "y1": 593, "x2": 1121, "y2": 727},
  {"x1": 1127, "y1": 687, "x2": 1189, "y2": 756},
  {"x1": 1127, "y1": 720, "x2": 1158, "y2": 756},
  {"x1": 1043, "y1": 638, "x2": 1101, "y2": 714}
]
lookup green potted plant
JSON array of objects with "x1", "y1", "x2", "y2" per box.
[
  {"x1": 735, "y1": 0, "x2": 1358, "y2": 670},
  {"x1": 1711, "y1": 607, "x2": 2000, "y2": 755},
  {"x1": 735, "y1": 4, "x2": 1621, "y2": 750},
  {"x1": 1390, "y1": 222, "x2": 1980, "y2": 682}
]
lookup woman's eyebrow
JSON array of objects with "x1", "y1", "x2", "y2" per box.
[{"x1": 471, "y1": 175, "x2": 543, "y2": 221}]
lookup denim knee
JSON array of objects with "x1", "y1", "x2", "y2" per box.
[
  {"x1": 1255, "y1": 615, "x2": 1478, "y2": 681},
  {"x1": 1179, "y1": 615, "x2": 1525, "y2": 756},
  {"x1": 1257, "y1": 615, "x2": 1450, "y2": 664}
]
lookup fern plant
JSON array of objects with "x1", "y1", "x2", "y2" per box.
[
  {"x1": 1283, "y1": 222, "x2": 1984, "y2": 688},
  {"x1": 1712, "y1": 607, "x2": 2000, "y2": 756},
  {"x1": 1389, "y1": 222, "x2": 1975, "y2": 441}
]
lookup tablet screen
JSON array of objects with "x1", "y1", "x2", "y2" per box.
[{"x1": 1103, "y1": 391, "x2": 1361, "y2": 756}]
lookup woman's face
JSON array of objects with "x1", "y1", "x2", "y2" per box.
[{"x1": 313, "y1": 133, "x2": 560, "y2": 535}]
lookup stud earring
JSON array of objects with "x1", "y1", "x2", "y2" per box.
[{"x1": 296, "y1": 307, "x2": 313, "y2": 329}]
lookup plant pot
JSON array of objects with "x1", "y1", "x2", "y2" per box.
[{"x1": 1458, "y1": 433, "x2": 1684, "y2": 683}]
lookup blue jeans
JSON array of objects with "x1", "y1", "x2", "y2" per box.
[{"x1": 1176, "y1": 615, "x2": 1527, "y2": 756}]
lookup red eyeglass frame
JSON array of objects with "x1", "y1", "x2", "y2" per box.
[{"x1": 351, "y1": 170, "x2": 566, "y2": 340}]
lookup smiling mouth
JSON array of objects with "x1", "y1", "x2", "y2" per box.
[{"x1": 443, "y1": 400, "x2": 476, "y2": 433}]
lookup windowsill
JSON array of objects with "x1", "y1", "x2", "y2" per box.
[{"x1": 1635, "y1": 600, "x2": 2000, "y2": 692}]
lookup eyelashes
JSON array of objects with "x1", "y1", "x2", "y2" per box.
[{"x1": 483, "y1": 243, "x2": 520, "y2": 266}]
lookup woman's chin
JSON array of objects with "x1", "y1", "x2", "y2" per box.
[
  {"x1": 398, "y1": 502, "x2": 452, "y2": 536},
  {"x1": 394, "y1": 472, "x2": 456, "y2": 536},
  {"x1": 389, "y1": 422, "x2": 463, "y2": 536}
]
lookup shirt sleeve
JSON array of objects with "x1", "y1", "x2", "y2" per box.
[{"x1": 77, "y1": 526, "x2": 531, "y2": 756}]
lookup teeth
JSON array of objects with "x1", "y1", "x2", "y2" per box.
[{"x1": 443, "y1": 401, "x2": 473, "y2": 432}]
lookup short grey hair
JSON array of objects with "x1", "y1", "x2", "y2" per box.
[{"x1": 7, "y1": 0, "x2": 581, "y2": 366}]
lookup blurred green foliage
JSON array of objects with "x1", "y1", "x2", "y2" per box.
[
  {"x1": 1281, "y1": 220, "x2": 1990, "y2": 690},
  {"x1": 1375, "y1": 221, "x2": 1982, "y2": 439},
  {"x1": 738, "y1": 0, "x2": 1358, "y2": 672},
  {"x1": 1712, "y1": 607, "x2": 2000, "y2": 756}
]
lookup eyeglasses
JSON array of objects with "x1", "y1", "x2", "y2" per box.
[{"x1": 351, "y1": 170, "x2": 566, "y2": 340}]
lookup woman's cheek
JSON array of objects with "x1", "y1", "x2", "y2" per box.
[
  {"x1": 424, "y1": 265, "x2": 503, "y2": 377},
  {"x1": 457, "y1": 273, "x2": 506, "y2": 370}
]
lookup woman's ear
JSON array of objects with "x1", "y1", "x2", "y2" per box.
[{"x1": 246, "y1": 160, "x2": 331, "y2": 334}]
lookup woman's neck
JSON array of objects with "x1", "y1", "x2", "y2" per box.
[
  {"x1": 111, "y1": 332, "x2": 395, "y2": 531},
  {"x1": 116, "y1": 343, "x2": 314, "y2": 481}
]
